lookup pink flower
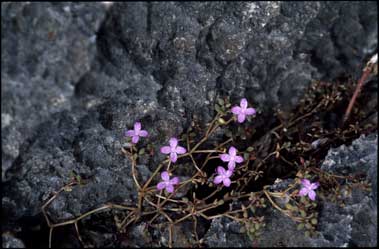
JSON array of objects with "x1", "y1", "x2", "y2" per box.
[
  {"x1": 157, "y1": 171, "x2": 180, "y2": 193},
  {"x1": 214, "y1": 166, "x2": 233, "y2": 187},
  {"x1": 298, "y1": 179, "x2": 319, "y2": 201},
  {"x1": 220, "y1": 146, "x2": 244, "y2": 170},
  {"x1": 125, "y1": 122, "x2": 148, "y2": 144},
  {"x1": 231, "y1": 98, "x2": 256, "y2": 123},
  {"x1": 160, "y1": 137, "x2": 187, "y2": 163}
]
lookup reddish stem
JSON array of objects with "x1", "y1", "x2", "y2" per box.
[{"x1": 342, "y1": 64, "x2": 374, "y2": 124}]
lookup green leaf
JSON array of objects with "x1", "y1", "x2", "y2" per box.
[
  {"x1": 300, "y1": 210, "x2": 306, "y2": 217},
  {"x1": 304, "y1": 231, "x2": 310, "y2": 237},
  {"x1": 254, "y1": 223, "x2": 260, "y2": 230},
  {"x1": 297, "y1": 223, "x2": 304, "y2": 230},
  {"x1": 75, "y1": 175, "x2": 82, "y2": 184},
  {"x1": 217, "y1": 98, "x2": 225, "y2": 106},
  {"x1": 285, "y1": 203, "x2": 294, "y2": 210},
  {"x1": 217, "y1": 118, "x2": 226, "y2": 125},
  {"x1": 243, "y1": 152, "x2": 250, "y2": 160},
  {"x1": 311, "y1": 218, "x2": 317, "y2": 225},
  {"x1": 215, "y1": 104, "x2": 222, "y2": 113},
  {"x1": 225, "y1": 130, "x2": 233, "y2": 138},
  {"x1": 64, "y1": 186, "x2": 73, "y2": 192},
  {"x1": 305, "y1": 223, "x2": 312, "y2": 229},
  {"x1": 247, "y1": 146, "x2": 254, "y2": 152},
  {"x1": 139, "y1": 148, "x2": 145, "y2": 155}
]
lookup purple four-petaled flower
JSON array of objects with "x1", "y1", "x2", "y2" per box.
[
  {"x1": 220, "y1": 146, "x2": 244, "y2": 171},
  {"x1": 160, "y1": 137, "x2": 187, "y2": 163},
  {"x1": 214, "y1": 166, "x2": 233, "y2": 187},
  {"x1": 298, "y1": 179, "x2": 319, "y2": 201},
  {"x1": 125, "y1": 122, "x2": 148, "y2": 144},
  {"x1": 231, "y1": 98, "x2": 256, "y2": 123},
  {"x1": 157, "y1": 171, "x2": 180, "y2": 193}
]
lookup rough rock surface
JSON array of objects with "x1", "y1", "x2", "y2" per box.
[
  {"x1": 2, "y1": 233, "x2": 26, "y2": 248},
  {"x1": 1, "y1": 2, "x2": 377, "y2": 247},
  {"x1": 204, "y1": 133, "x2": 377, "y2": 247},
  {"x1": 203, "y1": 216, "x2": 253, "y2": 247}
]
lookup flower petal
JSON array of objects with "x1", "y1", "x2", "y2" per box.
[
  {"x1": 160, "y1": 146, "x2": 171, "y2": 154},
  {"x1": 223, "y1": 178, "x2": 231, "y2": 187},
  {"x1": 132, "y1": 135, "x2": 140, "y2": 144},
  {"x1": 214, "y1": 175, "x2": 223, "y2": 184},
  {"x1": 235, "y1": 155, "x2": 244, "y2": 163},
  {"x1": 220, "y1": 154, "x2": 230, "y2": 162},
  {"x1": 161, "y1": 171, "x2": 170, "y2": 181},
  {"x1": 157, "y1": 182, "x2": 166, "y2": 190},
  {"x1": 240, "y1": 98, "x2": 248, "y2": 109},
  {"x1": 170, "y1": 177, "x2": 180, "y2": 185},
  {"x1": 165, "y1": 184, "x2": 174, "y2": 193},
  {"x1": 308, "y1": 190, "x2": 316, "y2": 201},
  {"x1": 225, "y1": 169, "x2": 233, "y2": 177},
  {"x1": 301, "y1": 179, "x2": 311, "y2": 187},
  {"x1": 245, "y1": 108, "x2": 256, "y2": 115},
  {"x1": 125, "y1": 130, "x2": 135, "y2": 137},
  {"x1": 139, "y1": 130, "x2": 148, "y2": 137},
  {"x1": 170, "y1": 152, "x2": 178, "y2": 163},
  {"x1": 311, "y1": 182, "x2": 320, "y2": 190},
  {"x1": 169, "y1": 137, "x2": 178, "y2": 148},
  {"x1": 175, "y1": 146, "x2": 186, "y2": 154},
  {"x1": 298, "y1": 188, "x2": 308, "y2": 196},
  {"x1": 217, "y1": 166, "x2": 226, "y2": 175},
  {"x1": 134, "y1": 122, "x2": 141, "y2": 132},
  {"x1": 228, "y1": 161, "x2": 236, "y2": 171},
  {"x1": 237, "y1": 113, "x2": 246, "y2": 123},
  {"x1": 231, "y1": 106, "x2": 242, "y2": 114},
  {"x1": 229, "y1": 146, "x2": 237, "y2": 156}
]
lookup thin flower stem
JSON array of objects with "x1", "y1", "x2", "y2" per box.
[
  {"x1": 74, "y1": 222, "x2": 84, "y2": 247},
  {"x1": 168, "y1": 223, "x2": 173, "y2": 248},
  {"x1": 130, "y1": 146, "x2": 141, "y2": 190},
  {"x1": 173, "y1": 213, "x2": 192, "y2": 224},
  {"x1": 192, "y1": 150, "x2": 224, "y2": 153},
  {"x1": 155, "y1": 194, "x2": 186, "y2": 204},
  {"x1": 142, "y1": 162, "x2": 165, "y2": 190},
  {"x1": 201, "y1": 187, "x2": 221, "y2": 202},
  {"x1": 193, "y1": 216, "x2": 200, "y2": 243},
  {"x1": 49, "y1": 228, "x2": 53, "y2": 248},
  {"x1": 263, "y1": 190, "x2": 303, "y2": 222},
  {"x1": 205, "y1": 113, "x2": 221, "y2": 136},
  {"x1": 343, "y1": 58, "x2": 376, "y2": 124}
]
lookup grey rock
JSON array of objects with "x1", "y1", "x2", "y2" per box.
[
  {"x1": 256, "y1": 133, "x2": 378, "y2": 247},
  {"x1": 1, "y1": 2, "x2": 108, "y2": 181},
  {"x1": 321, "y1": 133, "x2": 378, "y2": 204},
  {"x1": 2, "y1": 233, "x2": 25, "y2": 248},
  {"x1": 1, "y1": 1, "x2": 377, "y2": 247},
  {"x1": 317, "y1": 133, "x2": 378, "y2": 247},
  {"x1": 203, "y1": 217, "x2": 252, "y2": 247},
  {"x1": 207, "y1": 134, "x2": 378, "y2": 247}
]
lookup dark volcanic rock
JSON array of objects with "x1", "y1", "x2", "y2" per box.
[
  {"x1": 204, "y1": 134, "x2": 377, "y2": 247},
  {"x1": 257, "y1": 133, "x2": 378, "y2": 247},
  {"x1": 318, "y1": 133, "x2": 377, "y2": 247},
  {"x1": 1, "y1": 2, "x2": 108, "y2": 180},
  {"x1": 2, "y1": 1, "x2": 377, "y2": 247},
  {"x1": 203, "y1": 216, "x2": 252, "y2": 247},
  {"x1": 2, "y1": 233, "x2": 26, "y2": 248}
]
